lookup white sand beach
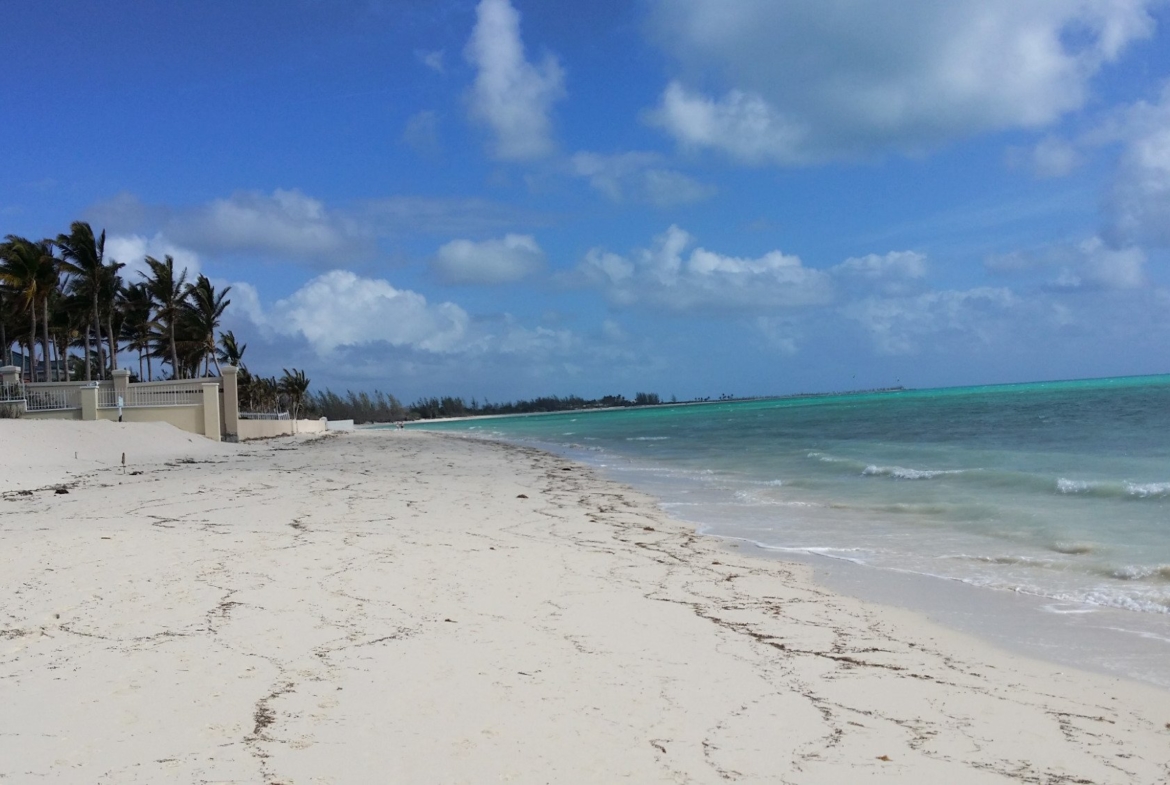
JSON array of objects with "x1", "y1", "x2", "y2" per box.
[{"x1": 2, "y1": 423, "x2": 1169, "y2": 783}]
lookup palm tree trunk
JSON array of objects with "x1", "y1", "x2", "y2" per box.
[
  {"x1": 41, "y1": 299, "x2": 52, "y2": 382},
  {"x1": 1, "y1": 321, "x2": 7, "y2": 367},
  {"x1": 92, "y1": 297, "x2": 105, "y2": 380},
  {"x1": 83, "y1": 326, "x2": 92, "y2": 382},
  {"x1": 146, "y1": 351, "x2": 152, "y2": 382},
  {"x1": 29, "y1": 308, "x2": 37, "y2": 381},
  {"x1": 170, "y1": 327, "x2": 179, "y2": 380},
  {"x1": 106, "y1": 316, "x2": 117, "y2": 371}
]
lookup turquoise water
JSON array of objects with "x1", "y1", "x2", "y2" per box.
[{"x1": 411, "y1": 375, "x2": 1170, "y2": 617}]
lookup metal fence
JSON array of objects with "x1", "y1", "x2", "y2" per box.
[{"x1": 240, "y1": 411, "x2": 290, "y2": 420}]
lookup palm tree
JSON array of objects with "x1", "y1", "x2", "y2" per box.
[
  {"x1": 141, "y1": 255, "x2": 189, "y2": 378},
  {"x1": 279, "y1": 368, "x2": 310, "y2": 420},
  {"x1": 184, "y1": 275, "x2": 231, "y2": 376},
  {"x1": 0, "y1": 236, "x2": 60, "y2": 381},
  {"x1": 55, "y1": 222, "x2": 109, "y2": 380},
  {"x1": 98, "y1": 259, "x2": 126, "y2": 374},
  {"x1": 0, "y1": 286, "x2": 13, "y2": 367},
  {"x1": 217, "y1": 330, "x2": 246, "y2": 369},
  {"x1": 119, "y1": 283, "x2": 155, "y2": 381}
]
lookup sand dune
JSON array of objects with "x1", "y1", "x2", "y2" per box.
[{"x1": 2, "y1": 426, "x2": 1168, "y2": 783}]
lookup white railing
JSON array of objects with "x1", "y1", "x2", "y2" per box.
[
  {"x1": 97, "y1": 386, "x2": 119, "y2": 408},
  {"x1": 0, "y1": 382, "x2": 24, "y2": 405},
  {"x1": 122, "y1": 386, "x2": 207, "y2": 408},
  {"x1": 240, "y1": 411, "x2": 290, "y2": 420},
  {"x1": 25, "y1": 386, "x2": 81, "y2": 412}
]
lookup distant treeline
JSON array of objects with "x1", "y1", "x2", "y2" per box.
[{"x1": 306, "y1": 389, "x2": 667, "y2": 423}]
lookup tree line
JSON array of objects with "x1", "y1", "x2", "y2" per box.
[
  {"x1": 306, "y1": 390, "x2": 669, "y2": 423},
  {"x1": 0, "y1": 221, "x2": 230, "y2": 382}
]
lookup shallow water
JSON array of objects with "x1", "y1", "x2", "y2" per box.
[{"x1": 406, "y1": 375, "x2": 1170, "y2": 681}]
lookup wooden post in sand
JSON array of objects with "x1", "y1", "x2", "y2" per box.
[{"x1": 201, "y1": 383, "x2": 222, "y2": 442}]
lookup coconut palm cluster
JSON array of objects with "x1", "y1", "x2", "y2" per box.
[{"x1": 0, "y1": 221, "x2": 231, "y2": 383}]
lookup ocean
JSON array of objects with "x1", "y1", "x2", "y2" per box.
[{"x1": 406, "y1": 374, "x2": 1170, "y2": 682}]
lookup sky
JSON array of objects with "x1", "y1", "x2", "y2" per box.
[{"x1": 3, "y1": 0, "x2": 1170, "y2": 402}]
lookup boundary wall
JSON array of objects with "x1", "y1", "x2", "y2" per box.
[{"x1": 1, "y1": 365, "x2": 244, "y2": 442}]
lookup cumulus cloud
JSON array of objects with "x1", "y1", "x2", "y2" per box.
[
  {"x1": 845, "y1": 288, "x2": 1017, "y2": 355},
  {"x1": 242, "y1": 270, "x2": 470, "y2": 356},
  {"x1": 431, "y1": 234, "x2": 546, "y2": 285},
  {"x1": 832, "y1": 251, "x2": 928, "y2": 296},
  {"x1": 1007, "y1": 136, "x2": 1084, "y2": 178},
  {"x1": 645, "y1": 0, "x2": 1158, "y2": 163},
  {"x1": 985, "y1": 236, "x2": 1147, "y2": 290},
  {"x1": 1102, "y1": 84, "x2": 1170, "y2": 247},
  {"x1": 105, "y1": 233, "x2": 202, "y2": 282},
  {"x1": 570, "y1": 151, "x2": 715, "y2": 206},
  {"x1": 167, "y1": 189, "x2": 373, "y2": 263},
  {"x1": 465, "y1": 0, "x2": 565, "y2": 160},
  {"x1": 578, "y1": 225, "x2": 833, "y2": 311}
]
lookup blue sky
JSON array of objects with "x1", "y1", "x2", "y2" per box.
[{"x1": 3, "y1": 0, "x2": 1170, "y2": 401}]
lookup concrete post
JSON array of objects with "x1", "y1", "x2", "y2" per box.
[
  {"x1": 220, "y1": 366, "x2": 239, "y2": 441},
  {"x1": 202, "y1": 383, "x2": 222, "y2": 442},
  {"x1": 112, "y1": 369, "x2": 130, "y2": 417},
  {"x1": 112, "y1": 369, "x2": 130, "y2": 396},
  {"x1": 79, "y1": 386, "x2": 98, "y2": 421},
  {"x1": 0, "y1": 366, "x2": 19, "y2": 386}
]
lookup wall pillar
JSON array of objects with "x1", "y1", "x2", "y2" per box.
[
  {"x1": 202, "y1": 383, "x2": 222, "y2": 442},
  {"x1": 220, "y1": 365, "x2": 239, "y2": 441},
  {"x1": 79, "y1": 386, "x2": 98, "y2": 421},
  {"x1": 0, "y1": 366, "x2": 19, "y2": 386},
  {"x1": 111, "y1": 369, "x2": 130, "y2": 417}
]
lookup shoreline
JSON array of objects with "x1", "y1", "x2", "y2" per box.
[
  {"x1": 4, "y1": 425, "x2": 1170, "y2": 782},
  {"x1": 449, "y1": 428, "x2": 1170, "y2": 690}
]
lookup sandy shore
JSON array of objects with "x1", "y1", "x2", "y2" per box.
[{"x1": 2, "y1": 424, "x2": 1169, "y2": 783}]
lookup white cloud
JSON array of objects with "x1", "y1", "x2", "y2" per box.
[
  {"x1": 402, "y1": 111, "x2": 441, "y2": 156},
  {"x1": 1103, "y1": 84, "x2": 1170, "y2": 247},
  {"x1": 245, "y1": 270, "x2": 470, "y2": 356},
  {"x1": 464, "y1": 0, "x2": 565, "y2": 160},
  {"x1": 1031, "y1": 136, "x2": 1083, "y2": 179},
  {"x1": 570, "y1": 151, "x2": 715, "y2": 206},
  {"x1": 646, "y1": 0, "x2": 1158, "y2": 163},
  {"x1": 416, "y1": 49, "x2": 445, "y2": 73},
  {"x1": 834, "y1": 251, "x2": 928, "y2": 280},
  {"x1": 845, "y1": 288, "x2": 1017, "y2": 355},
  {"x1": 832, "y1": 251, "x2": 929, "y2": 297},
  {"x1": 579, "y1": 225, "x2": 833, "y2": 311},
  {"x1": 985, "y1": 236, "x2": 1146, "y2": 289},
  {"x1": 169, "y1": 189, "x2": 372, "y2": 262},
  {"x1": 105, "y1": 234, "x2": 202, "y2": 282},
  {"x1": 432, "y1": 234, "x2": 546, "y2": 285},
  {"x1": 1055, "y1": 238, "x2": 1147, "y2": 289}
]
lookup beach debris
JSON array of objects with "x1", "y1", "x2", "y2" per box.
[
  {"x1": 54, "y1": 487, "x2": 69, "y2": 495},
  {"x1": 517, "y1": 493, "x2": 528, "y2": 498},
  {"x1": 560, "y1": 467, "x2": 572, "y2": 471},
  {"x1": 643, "y1": 526, "x2": 655, "y2": 531},
  {"x1": 877, "y1": 755, "x2": 891, "y2": 762},
  {"x1": 651, "y1": 741, "x2": 668, "y2": 754},
  {"x1": 129, "y1": 470, "x2": 143, "y2": 476},
  {"x1": 444, "y1": 618, "x2": 457, "y2": 623}
]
